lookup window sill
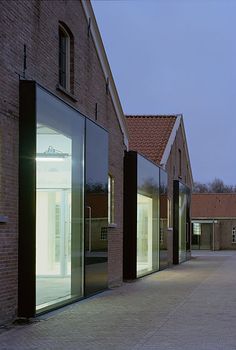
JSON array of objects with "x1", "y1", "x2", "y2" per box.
[
  {"x1": 56, "y1": 84, "x2": 77, "y2": 102},
  {"x1": 108, "y1": 223, "x2": 117, "y2": 229}
]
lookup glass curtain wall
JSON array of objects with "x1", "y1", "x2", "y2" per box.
[
  {"x1": 137, "y1": 155, "x2": 159, "y2": 277},
  {"x1": 159, "y1": 169, "x2": 168, "y2": 270},
  {"x1": 36, "y1": 86, "x2": 84, "y2": 311}
]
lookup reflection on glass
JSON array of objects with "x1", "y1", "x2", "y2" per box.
[
  {"x1": 159, "y1": 169, "x2": 168, "y2": 270},
  {"x1": 85, "y1": 119, "x2": 108, "y2": 296},
  {"x1": 36, "y1": 86, "x2": 84, "y2": 311},
  {"x1": 137, "y1": 155, "x2": 159, "y2": 277}
]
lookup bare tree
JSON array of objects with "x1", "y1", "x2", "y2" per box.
[
  {"x1": 193, "y1": 178, "x2": 236, "y2": 193},
  {"x1": 193, "y1": 181, "x2": 209, "y2": 193}
]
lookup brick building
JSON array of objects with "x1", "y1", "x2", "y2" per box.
[
  {"x1": 0, "y1": 0, "x2": 195, "y2": 326},
  {"x1": 0, "y1": 0, "x2": 128, "y2": 324},
  {"x1": 124, "y1": 115, "x2": 193, "y2": 274},
  {"x1": 192, "y1": 193, "x2": 236, "y2": 250}
]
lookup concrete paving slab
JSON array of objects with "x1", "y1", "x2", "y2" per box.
[{"x1": 1, "y1": 251, "x2": 236, "y2": 349}]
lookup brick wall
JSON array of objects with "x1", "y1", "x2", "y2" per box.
[
  {"x1": 219, "y1": 220, "x2": 236, "y2": 250},
  {"x1": 0, "y1": 0, "x2": 126, "y2": 324}
]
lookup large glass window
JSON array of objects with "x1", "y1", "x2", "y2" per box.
[
  {"x1": 137, "y1": 155, "x2": 159, "y2": 277},
  {"x1": 36, "y1": 86, "x2": 84, "y2": 311}
]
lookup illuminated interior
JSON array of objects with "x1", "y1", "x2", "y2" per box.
[
  {"x1": 36, "y1": 125, "x2": 74, "y2": 309},
  {"x1": 137, "y1": 194, "x2": 153, "y2": 276}
]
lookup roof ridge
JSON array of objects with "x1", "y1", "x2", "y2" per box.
[
  {"x1": 193, "y1": 193, "x2": 236, "y2": 195},
  {"x1": 126, "y1": 114, "x2": 180, "y2": 118}
]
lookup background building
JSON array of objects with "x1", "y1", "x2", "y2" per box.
[{"x1": 192, "y1": 193, "x2": 236, "y2": 250}]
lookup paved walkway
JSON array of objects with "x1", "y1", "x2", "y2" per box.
[{"x1": 1, "y1": 251, "x2": 236, "y2": 350}]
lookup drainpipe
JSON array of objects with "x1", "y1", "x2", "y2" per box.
[{"x1": 212, "y1": 219, "x2": 215, "y2": 251}]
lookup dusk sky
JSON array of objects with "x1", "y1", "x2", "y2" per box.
[{"x1": 92, "y1": 0, "x2": 236, "y2": 185}]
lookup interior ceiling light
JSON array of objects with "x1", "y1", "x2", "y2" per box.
[{"x1": 36, "y1": 146, "x2": 70, "y2": 162}]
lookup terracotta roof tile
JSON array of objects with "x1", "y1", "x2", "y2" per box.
[
  {"x1": 192, "y1": 193, "x2": 236, "y2": 218},
  {"x1": 126, "y1": 115, "x2": 177, "y2": 164}
]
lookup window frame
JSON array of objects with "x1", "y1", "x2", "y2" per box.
[{"x1": 232, "y1": 227, "x2": 236, "y2": 243}]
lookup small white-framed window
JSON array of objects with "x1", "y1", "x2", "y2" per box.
[
  {"x1": 59, "y1": 24, "x2": 70, "y2": 90},
  {"x1": 193, "y1": 223, "x2": 201, "y2": 235},
  {"x1": 100, "y1": 227, "x2": 108, "y2": 241},
  {"x1": 108, "y1": 175, "x2": 115, "y2": 224},
  {"x1": 232, "y1": 227, "x2": 236, "y2": 243}
]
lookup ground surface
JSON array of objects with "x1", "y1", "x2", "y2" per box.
[{"x1": 1, "y1": 251, "x2": 236, "y2": 350}]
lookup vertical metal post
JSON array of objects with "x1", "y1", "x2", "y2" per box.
[
  {"x1": 86, "y1": 206, "x2": 92, "y2": 252},
  {"x1": 212, "y1": 219, "x2": 215, "y2": 251}
]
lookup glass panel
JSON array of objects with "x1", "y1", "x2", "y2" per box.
[
  {"x1": 179, "y1": 183, "x2": 187, "y2": 263},
  {"x1": 85, "y1": 119, "x2": 108, "y2": 296},
  {"x1": 137, "y1": 155, "x2": 159, "y2": 277},
  {"x1": 36, "y1": 86, "x2": 84, "y2": 311},
  {"x1": 159, "y1": 169, "x2": 168, "y2": 270}
]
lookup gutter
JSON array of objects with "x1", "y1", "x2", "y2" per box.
[{"x1": 81, "y1": 0, "x2": 129, "y2": 148}]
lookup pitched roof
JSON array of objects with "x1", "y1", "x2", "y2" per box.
[
  {"x1": 126, "y1": 115, "x2": 177, "y2": 165},
  {"x1": 192, "y1": 193, "x2": 236, "y2": 218}
]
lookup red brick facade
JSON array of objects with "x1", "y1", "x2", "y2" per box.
[{"x1": 0, "y1": 0, "x2": 127, "y2": 324}]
